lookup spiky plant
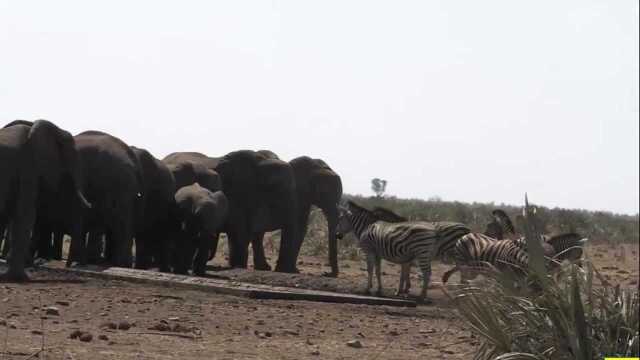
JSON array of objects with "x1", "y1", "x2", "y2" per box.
[{"x1": 445, "y1": 195, "x2": 639, "y2": 360}]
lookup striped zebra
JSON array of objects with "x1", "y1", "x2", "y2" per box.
[
  {"x1": 442, "y1": 238, "x2": 530, "y2": 284},
  {"x1": 336, "y1": 200, "x2": 470, "y2": 302},
  {"x1": 485, "y1": 209, "x2": 587, "y2": 266}
]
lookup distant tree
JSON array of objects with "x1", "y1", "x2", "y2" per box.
[{"x1": 371, "y1": 178, "x2": 387, "y2": 198}]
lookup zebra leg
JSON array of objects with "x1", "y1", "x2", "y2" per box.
[
  {"x1": 365, "y1": 253, "x2": 375, "y2": 295},
  {"x1": 404, "y1": 263, "x2": 412, "y2": 294},
  {"x1": 419, "y1": 263, "x2": 433, "y2": 304},
  {"x1": 396, "y1": 264, "x2": 405, "y2": 296},
  {"x1": 375, "y1": 256, "x2": 383, "y2": 296}
]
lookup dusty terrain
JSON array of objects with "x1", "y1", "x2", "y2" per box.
[{"x1": 0, "y1": 242, "x2": 638, "y2": 360}]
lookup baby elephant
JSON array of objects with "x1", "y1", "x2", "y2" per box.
[{"x1": 174, "y1": 183, "x2": 229, "y2": 276}]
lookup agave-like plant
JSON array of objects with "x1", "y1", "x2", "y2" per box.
[{"x1": 445, "y1": 195, "x2": 639, "y2": 360}]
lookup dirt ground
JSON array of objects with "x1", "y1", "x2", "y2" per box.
[{"x1": 1, "y1": 243, "x2": 638, "y2": 360}]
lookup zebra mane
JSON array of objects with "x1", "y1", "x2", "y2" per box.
[{"x1": 371, "y1": 207, "x2": 407, "y2": 223}]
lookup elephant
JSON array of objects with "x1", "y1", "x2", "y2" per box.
[
  {"x1": 66, "y1": 130, "x2": 143, "y2": 268},
  {"x1": 131, "y1": 146, "x2": 176, "y2": 271},
  {"x1": 250, "y1": 155, "x2": 343, "y2": 276},
  {"x1": 163, "y1": 150, "x2": 300, "y2": 273},
  {"x1": 173, "y1": 183, "x2": 228, "y2": 275},
  {"x1": 0, "y1": 119, "x2": 91, "y2": 281}
]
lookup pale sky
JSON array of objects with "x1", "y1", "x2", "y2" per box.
[{"x1": 1, "y1": 1, "x2": 638, "y2": 214}]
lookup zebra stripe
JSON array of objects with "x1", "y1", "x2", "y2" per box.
[
  {"x1": 338, "y1": 200, "x2": 470, "y2": 301},
  {"x1": 443, "y1": 238, "x2": 530, "y2": 284}
]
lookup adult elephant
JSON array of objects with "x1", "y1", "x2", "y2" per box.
[
  {"x1": 66, "y1": 131, "x2": 143, "y2": 268},
  {"x1": 173, "y1": 183, "x2": 228, "y2": 275},
  {"x1": 131, "y1": 146, "x2": 175, "y2": 271},
  {"x1": 250, "y1": 155, "x2": 342, "y2": 276},
  {"x1": 0, "y1": 119, "x2": 91, "y2": 281},
  {"x1": 163, "y1": 150, "x2": 299, "y2": 273}
]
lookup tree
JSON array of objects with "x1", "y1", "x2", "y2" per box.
[{"x1": 371, "y1": 178, "x2": 387, "y2": 198}]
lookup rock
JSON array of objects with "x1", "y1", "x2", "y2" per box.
[
  {"x1": 264, "y1": 331, "x2": 273, "y2": 337},
  {"x1": 79, "y1": 333, "x2": 93, "y2": 342},
  {"x1": 100, "y1": 321, "x2": 117, "y2": 329},
  {"x1": 346, "y1": 340, "x2": 363, "y2": 348},
  {"x1": 0, "y1": 318, "x2": 6, "y2": 326},
  {"x1": 69, "y1": 330, "x2": 83, "y2": 339},
  {"x1": 117, "y1": 320, "x2": 131, "y2": 330},
  {"x1": 56, "y1": 300, "x2": 70, "y2": 307},
  {"x1": 44, "y1": 307, "x2": 60, "y2": 316},
  {"x1": 168, "y1": 317, "x2": 180, "y2": 321},
  {"x1": 31, "y1": 329, "x2": 43, "y2": 335},
  {"x1": 256, "y1": 320, "x2": 265, "y2": 325},
  {"x1": 389, "y1": 330, "x2": 400, "y2": 336},
  {"x1": 310, "y1": 350, "x2": 320, "y2": 356},
  {"x1": 98, "y1": 334, "x2": 109, "y2": 341},
  {"x1": 283, "y1": 329, "x2": 299, "y2": 336}
]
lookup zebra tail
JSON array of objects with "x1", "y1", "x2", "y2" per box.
[{"x1": 442, "y1": 266, "x2": 459, "y2": 284}]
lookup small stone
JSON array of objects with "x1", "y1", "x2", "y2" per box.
[
  {"x1": 168, "y1": 316, "x2": 180, "y2": 321},
  {"x1": 44, "y1": 307, "x2": 60, "y2": 316},
  {"x1": 389, "y1": 330, "x2": 400, "y2": 336},
  {"x1": 310, "y1": 350, "x2": 320, "y2": 356},
  {"x1": 0, "y1": 319, "x2": 6, "y2": 326},
  {"x1": 56, "y1": 300, "x2": 70, "y2": 307},
  {"x1": 346, "y1": 340, "x2": 363, "y2": 348},
  {"x1": 79, "y1": 333, "x2": 93, "y2": 342},
  {"x1": 117, "y1": 320, "x2": 131, "y2": 330},
  {"x1": 69, "y1": 330, "x2": 83, "y2": 339},
  {"x1": 31, "y1": 329, "x2": 43, "y2": 335},
  {"x1": 283, "y1": 329, "x2": 299, "y2": 336},
  {"x1": 264, "y1": 331, "x2": 273, "y2": 337},
  {"x1": 98, "y1": 334, "x2": 109, "y2": 341},
  {"x1": 256, "y1": 320, "x2": 265, "y2": 325}
]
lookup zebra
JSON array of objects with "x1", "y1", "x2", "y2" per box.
[
  {"x1": 484, "y1": 209, "x2": 587, "y2": 266},
  {"x1": 442, "y1": 238, "x2": 531, "y2": 284},
  {"x1": 336, "y1": 200, "x2": 470, "y2": 302}
]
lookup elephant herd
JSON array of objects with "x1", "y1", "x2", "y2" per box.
[{"x1": 0, "y1": 120, "x2": 343, "y2": 282}]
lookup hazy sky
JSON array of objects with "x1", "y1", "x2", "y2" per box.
[{"x1": 1, "y1": 1, "x2": 638, "y2": 214}]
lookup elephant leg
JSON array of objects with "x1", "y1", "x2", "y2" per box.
[
  {"x1": 251, "y1": 232, "x2": 271, "y2": 271},
  {"x1": 52, "y1": 230, "x2": 64, "y2": 260},
  {"x1": 86, "y1": 231, "x2": 103, "y2": 264},
  {"x1": 325, "y1": 210, "x2": 339, "y2": 277},
  {"x1": 208, "y1": 233, "x2": 220, "y2": 262},
  {"x1": 0, "y1": 225, "x2": 9, "y2": 259},
  {"x1": 113, "y1": 201, "x2": 134, "y2": 268},
  {"x1": 173, "y1": 230, "x2": 194, "y2": 275},
  {"x1": 192, "y1": 232, "x2": 211, "y2": 276},
  {"x1": 274, "y1": 223, "x2": 298, "y2": 273},
  {"x1": 134, "y1": 232, "x2": 150, "y2": 269},
  {"x1": 67, "y1": 217, "x2": 86, "y2": 267},
  {"x1": 3, "y1": 178, "x2": 37, "y2": 281},
  {"x1": 158, "y1": 223, "x2": 176, "y2": 273},
  {"x1": 228, "y1": 227, "x2": 250, "y2": 268}
]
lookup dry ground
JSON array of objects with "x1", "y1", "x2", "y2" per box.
[{"x1": 0, "y1": 243, "x2": 638, "y2": 360}]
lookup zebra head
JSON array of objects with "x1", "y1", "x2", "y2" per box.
[{"x1": 335, "y1": 201, "x2": 353, "y2": 240}]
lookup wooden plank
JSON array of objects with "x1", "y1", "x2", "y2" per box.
[{"x1": 29, "y1": 261, "x2": 416, "y2": 307}]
